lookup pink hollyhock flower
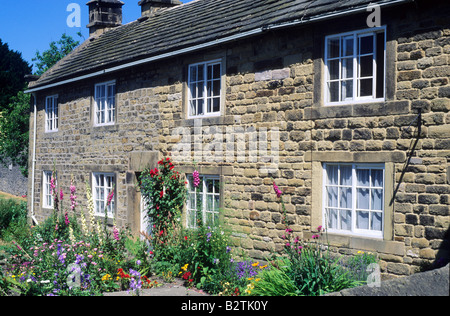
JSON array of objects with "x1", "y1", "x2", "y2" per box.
[
  {"x1": 193, "y1": 170, "x2": 200, "y2": 188},
  {"x1": 273, "y1": 182, "x2": 282, "y2": 198},
  {"x1": 107, "y1": 190, "x2": 114, "y2": 206},
  {"x1": 64, "y1": 212, "x2": 70, "y2": 226}
]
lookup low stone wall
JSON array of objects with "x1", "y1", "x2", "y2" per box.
[
  {"x1": 326, "y1": 264, "x2": 449, "y2": 296},
  {"x1": 0, "y1": 163, "x2": 28, "y2": 197}
]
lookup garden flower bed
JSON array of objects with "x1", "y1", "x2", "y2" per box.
[{"x1": 0, "y1": 158, "x2": 378, "y2": 296}]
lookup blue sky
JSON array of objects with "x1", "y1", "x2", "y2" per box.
[{"x1": 0, "y1": 0, "x2": 193, "y2": 73}]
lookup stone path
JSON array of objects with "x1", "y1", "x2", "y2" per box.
[{"x1": 103, "y1": 278, "x2": 209, "y2": 297}]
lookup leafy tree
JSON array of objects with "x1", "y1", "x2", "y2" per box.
[
  {"x1": 0, "y1": 33, "x2": 81, "y2": 176},
  {"x1": 0, "y1": 91, "x2": 30, "y2": 176},
  {"x1": 0, "y1": 39, "x2": 32, "y2": 111},
  {"x1": 32, "y1": 32, "x2": 81, "y2": 75}
]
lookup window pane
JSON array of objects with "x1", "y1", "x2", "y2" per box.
[
  {"x1": 207, "y1": 81, "x2": 212, "y2": 98},
  {"x1": 343, "y1": 37, "x2": 354, "y2": 57},
  {"x1": 206, "y1": 179, "x2": 214, "y2": 193},
  {"x1": 340, "y1": 187, "x2": 352, "y2": 209},
  {"x1": 326, "y1": 165, "x2": 338, "y2": 185},
  {"x1": 340, "y1": 165, "x2": 352, "y2": 186},
  {"x1": 340, "y1": 210, "x2": 351, "y2": 230},
  {"x1": 359, "y1": 78, "x2": 373, "y2": 96},
  {"x1": 342, "y1": 80, "x2": 353, "y2": 100},
  {"x1": 197, "y1": 99, "x2": 204, "y2": 115},
  {"x1": 371, "y1": 212, "x2": 382, "y2": 231},
  {"x1": 328, "y1": 38, "x2": 340, "y2": 58},
  {"x1": 327, "y1": 186, "x2": 338, "y2": 207},
  {"x1": 213, "y1": 98, "x2": 220, "y2": 113},
  {"x1": 371, "y1": 189, "x2": 383, "y2": 210},
  {"x1": 213, "y1": 80, "x2": 220, "y2": 96},
  {"x1": 214, "y1": 195, "x2": 220, "y2": 211},
  {"x1": 360, "y1": 55, "x2": 374, "y2": 77},
  {"x1": 328, "y1": 81, "x2": 339, "y2": 102},
  {"x1": 207, "y1": 195, "x2": 213, "y2": 211},
  {"x1": 342, "y1": 58, "x2": 353, "y2": 78},
  {"x1": 213, "y1": 64, "x2": 221, "y2": 79},
  {"x1": 198, "y1": 65, "x2": 204, "y2": 81},
  {"x1": 376, "y1": 32, "x2": 385, "y2": 99},
  {"x1": 190, "y1": 66, "x2": 197, "y2": 82},
  {"x1": 190, "y1": 83, "x2": 197, "y2": 99},
  {"x1": 371, "y1": 169, "x2": 383, "y2": 187},
  {"x1": 328, "y1": 59, "x2": 340, "y2": 80},
  {"x1": 357, "y1": 211, "x2": 369, "y2": 229},
  {"x1": 327, "y1": 209, "x2": 338, "y2": 229},
  {"x1": 357, "y1": 169, "x2": 370, "y2": 186},
  {"x1": 357, "y1": 188, "x2": 370, "y2": 210},
  {"x1": 359, "y1": 35, "x2": 374, "y2": 54}
]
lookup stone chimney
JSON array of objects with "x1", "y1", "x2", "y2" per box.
[
  {"x1": 138, "y1": 0, "x2": 182, "y2": 17},
  {"x1": 87, "y1": 0, "x2": 125, "y2": 37}
]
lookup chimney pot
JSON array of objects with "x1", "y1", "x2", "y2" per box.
[
  {"x1": 87, "y1": 0, "x2": 125, "y2": 37},
  {"x1": 138, "y1": 0, "x2": 181, "y2": 17}
]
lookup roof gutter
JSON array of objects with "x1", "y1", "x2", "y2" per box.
[{"x1": 25, "y1": 0, "x2": 412, "y2": 94}]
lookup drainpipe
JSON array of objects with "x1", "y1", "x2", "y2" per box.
[{"x1": 30, "y1": 93, "x2": 38, "y2": 225}]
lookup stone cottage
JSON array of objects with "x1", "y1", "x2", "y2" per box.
[{"x1": 26, "y1": 0, "x2": 449, "y2": 277}]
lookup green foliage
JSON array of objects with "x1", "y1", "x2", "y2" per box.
[
  {"x1": 0, "y1": 199, "x2": 28, "y2": 239},
  {"x1": 32, "y1": 33, "x2": 81, "y2": 76},
  {"x1": 246, "y1": 258, "x2": 299, "y2": 296},
  {"x1": 282, "y1": 227, "x2": 362, "y2": 296},
  {"x1": 0, "y1": 39, "x2": 31, "y2": 111},
  {"x1": 343, "y1": 251, "x2": 379, "y2": 282},
  {"x1": 0, "y1": 91, "x2": 31, "y2": 176}
]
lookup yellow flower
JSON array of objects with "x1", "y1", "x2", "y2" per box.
[
  {"x1": 259, "y1": 265, "x2": 268, "y2": 269},
  {"x1": 251, "y1": 262, "x2": 259, "y2": 267},
  {"x1": 101, "y1": 274, "x2": 112, "y2": 281},
  {"x1": 247, "y1": 277, "x2": 254, "y2": 281},
  {"x1": 255, "y1": 278, "x2": 261, "y2": 282},
  {"x1": 181, "y1": 264, "x2": 189, "y2": 271}
]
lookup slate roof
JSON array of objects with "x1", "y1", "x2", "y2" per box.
[{"x1": 28, "y1": 0, "x2": 410, "y2": 91}]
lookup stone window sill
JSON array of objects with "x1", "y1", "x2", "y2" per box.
[{"x1": 304, "y1": 100, "x2": 409, "y2": 120}]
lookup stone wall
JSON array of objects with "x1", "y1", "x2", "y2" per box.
[
  {"x1": 0, "y1": 162, "x2": 27, "y2": 197},
  {"x1": 28, "y1": 0, "x2": 449, "y2": 277}
]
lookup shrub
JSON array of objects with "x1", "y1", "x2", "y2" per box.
[
  {"x1": 245, "y1": 258, "x2": 298, "y2": 296},
  {"x1": 139, "y1": 157, "x2": 186, "y2": 247},
  {"x1": 0, "y1": 199, "x2": 27, "y2": 239}
]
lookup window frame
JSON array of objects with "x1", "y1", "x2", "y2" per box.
[
  {"x1": 324, "y1": 26, "x2": 386, "y2": 106},
  {"x1": 92, "y1": 172, "x2": 116, "y2": 218},
  {"x1": 322, "y1": 163, "x2": 385, "y2": 239},
  {"x1": 186, "y1": 175, "x2": 221, "y2": 228},
  {"x1": 94, "y1": 80, "x2": 116, "y2": 126},
  {"x1": 43, "y1": 170, "x2": 55, "y2": 209},
  {"x1": 45, "y1": 95, "x2": 59, "y2": 133},
  {"x1": 187, "y1": 60, "x2": 222, "y2": 119}
]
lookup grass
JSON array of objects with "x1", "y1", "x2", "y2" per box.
[{"x1": 0, "y1": 192, "x2": 26, "y2": 203}]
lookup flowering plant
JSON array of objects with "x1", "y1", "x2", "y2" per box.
[{"x1": 139, "y1": 157, "x2": 186, "y2": 246}]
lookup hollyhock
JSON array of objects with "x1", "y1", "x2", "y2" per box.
[
  {"x1": 273, "y1": 182, "x2": 282, "y2": 198},
  {"x1": 107, "y1": 190, "x2": 114, "y2": 206},
  {"x1": 193, "y1": 170, "x2": 200, "y2": 188}
]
